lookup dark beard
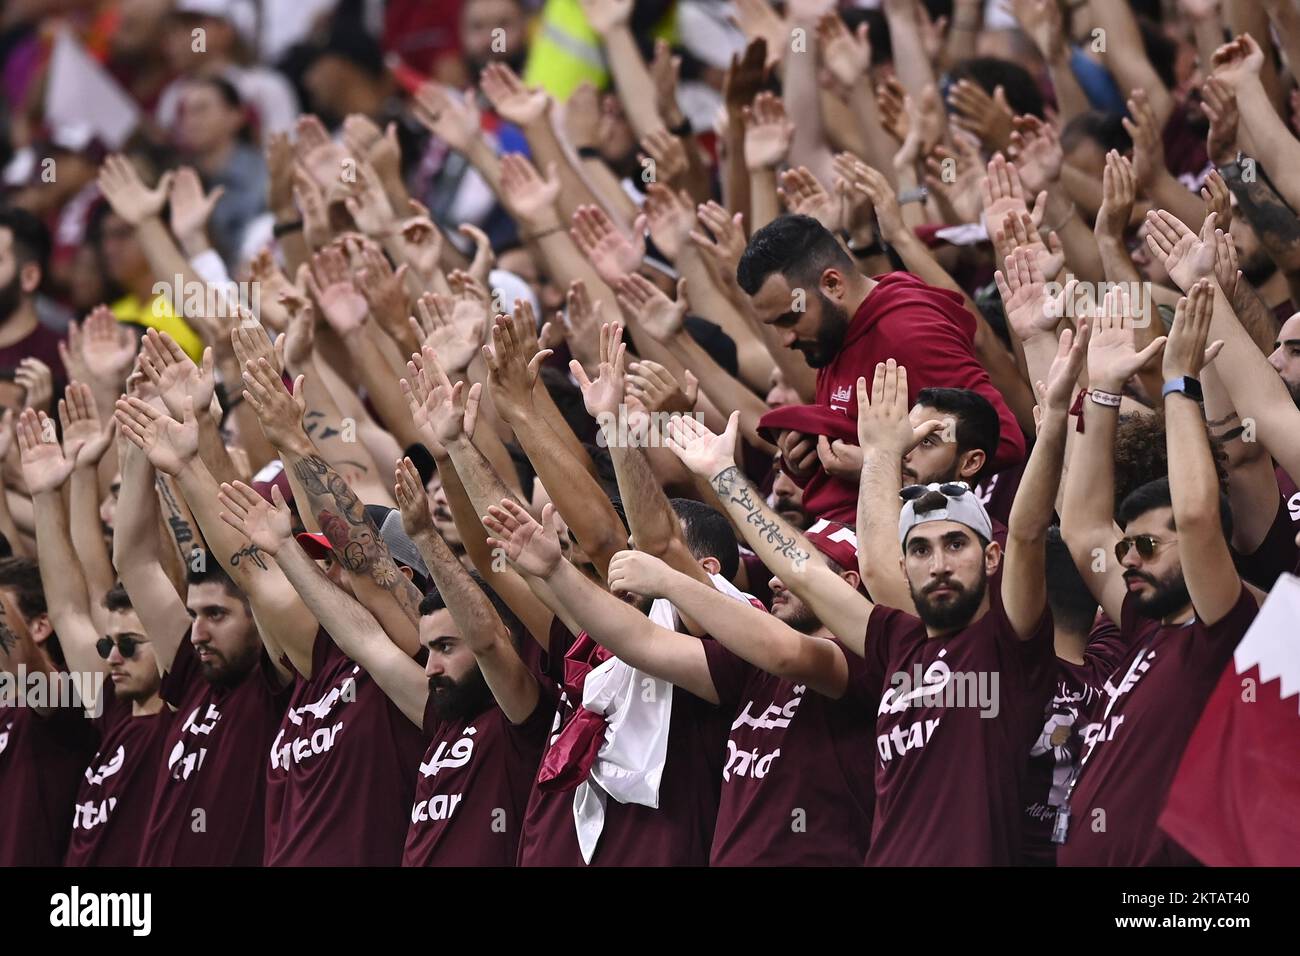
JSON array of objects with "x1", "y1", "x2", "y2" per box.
[
  {"x1": 200, "y1": 642, "x2": 259, "y2": 689},
  {"x1": 428, "y1": 667, "x2": 493, "y2": 722},
  {"x1": 910, "y1": 572, "x2": 988, "y2": 632},
  {"x1": 1286, "y1": 379, "x2": 1300, "y2": 412},
  {"x1": 1240, "y1": 248, "x2": 1278, "y2": 287},
  {"x1": 1125, "y1": 569, "x2": 1192, "y2": 621},
  {"x1": 0, "y1": 272, "x2": 23, "y2": 323},
  {"x1": 795, "y1": 293, "x2": 851, "y2": 368}
]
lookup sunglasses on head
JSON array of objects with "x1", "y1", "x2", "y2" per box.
[
  {"x1": 96, "y1": 636, "x2": 146, "y2": 660},
  {"x1": 899, "y1": 481, "x2": 972, "y2": 502},
  {"x1": 1114, "y1": 534, "x2": 1162, "y2": 562}
]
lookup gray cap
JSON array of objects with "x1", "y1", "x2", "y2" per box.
[
  {"x1": 898, "y1": 483, "x2": 995, "y2": 546},
  {"x1": 364, "y1": 504, "x2": 430, "y2": 584}
]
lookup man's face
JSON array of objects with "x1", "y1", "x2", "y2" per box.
[
  {"x1": 768, "y1": 575, "x2": 821, "y2": 633},
  {"x1": 1268, "y1": 313, "x2": 1300, "y2": 409},
  {"x1": 104, "y1": 608, "x2": 161, "y2": 702},
  {"x1": 99, "y1": 212, "x2": 148, "y2": 286},
  {"x1": 902, "y1": 406, "x2": 962, "y2": 485},
  {"x1": 0, "y1": 227, "x2": 34, "y2": 323},
  {"x1": 1229, "y1": 215, "x2": 1277, "y2": 286},
  {"x1": 751, "y1": 273, "x2": 851, "y2": 368},
  {"x1": 177, "y1": 84, "x2": 239, "y2": 154},
  {"x1": 0, "y1": 588, "x2": 33, "y2": 660},
  {"x1": 186, "y1": 582, "x2": 259, "y2": 686},
  {"x1": 1118, "y1": 507, "x2": 1190, "y2": 621},
  {"x1": 427, "y1": 473, "x2": 461, "y2": 548},
  {"x1": 461, "y1": 0, "x2": 526, "y2": 73},
  {"x1": 765, "y1": 367, "x2": 802, "y2": 408},
  {"x1": 596, "y1": 95, "x2": 637, "y2": 172},
  {"x1": 422, "y1": 609, "x2": 492, "y2": 721},
  {"x1": 902, "y1": 521, "x2": 997, "y2": 632},
  {"x1": 769, "y1": 469, "x2": 809, "y2": 529}
]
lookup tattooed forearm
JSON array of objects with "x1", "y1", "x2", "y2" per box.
[
  {"x1": 1221, "y1": 162, "x2": 1300, "y2": 266},
  {"x1": 710, "y1": 466, "x2": 811, "y2": 570},
  {"x1": 230, "y1": 543, "x2": 269, "y2": 571},
  {"x1": 155, "y1": 476, "x2": 195, "y2": 550},
  {"x1": 0, "y1": 616, "x2": 17, "y2": 654}
]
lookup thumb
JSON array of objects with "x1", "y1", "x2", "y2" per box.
[
  {"x1": 914, "y1": 418, "x2": 946, "y2": 443},
  {"x1": 1136, "y1": 336, "x2": 1168, "y2": 366},
  {"x1": 683, "y1": 369, "x2": 699, "y2": 400},
  {"x1": 207, "y1": 185, "x2": 226, "y2": 208},
  {"x1": 993, "y1": 86, "x2": 1009, "y2": 108},
  {"x1": 1203, "y1": 340, "x2": 1225, "y2": 366}
]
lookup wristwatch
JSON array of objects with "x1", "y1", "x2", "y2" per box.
[
  {"x1": 1162, "y1": 376, "x2": 1204, "y2": 402},
  {"x1": 898, "y1": 186, "x2": 929, "y2": 205}
]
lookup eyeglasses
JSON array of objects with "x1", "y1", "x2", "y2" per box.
[
  {"x1": 900, "y1": 481, "x2": 972, "y2": 502},
  {"x1": 1114, "y1": 534, "x2": 1164, "y2": 563},
  {"x1": 96, "y1": 636, "x2": 146, "y2": 660}
]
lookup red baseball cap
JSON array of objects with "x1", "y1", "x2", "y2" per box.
[{"x1": 758, "y1": 403, "x2": 858, "y2": 446}]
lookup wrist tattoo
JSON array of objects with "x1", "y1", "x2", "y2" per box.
[
  {"x1": 230, "y1": 543, "x2": 269, "y2": 571},
  {"x1": 710, "y1": 466, "x2": 810, "y2": 572}
]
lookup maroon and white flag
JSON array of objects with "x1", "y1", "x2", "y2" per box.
[{"x1": 1159, "y1": 574, "x2": 1300, "y2": 865}]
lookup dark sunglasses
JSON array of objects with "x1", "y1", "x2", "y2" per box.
[
  {"x1": 1114, "y1": 534, "x2": 1162, "y2": 562},
  {"x1": 900, "y1": 481, "x2": 971, "y2": 502},
  {"x1": 96, "y1": 636, "x2": 146, "y2": 660}
]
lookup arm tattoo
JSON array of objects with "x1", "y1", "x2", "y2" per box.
[
  {"x1": 710, "y1": 466, "x2": 811, "y2": 571},
  {"x1": 230, "y1": 543, "x2": 269, "y2": 571},
  {"x1": 155, "y1": 476, "x2": 195, "y2": 549},
  {"x1": 1221, "y1": 162, "x2": 1300, "y2": 265},
  {"x1": 0, "y1": 613, "x2": 17, "y2": 654}
]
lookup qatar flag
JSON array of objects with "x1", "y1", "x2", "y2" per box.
[{"x1": 1159, "y1": 574, "x2": 1300, "y2": 866}]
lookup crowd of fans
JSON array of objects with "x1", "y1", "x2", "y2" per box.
[{"x1": 1, "y1": 0, "x2": 1297, "y2": 868}]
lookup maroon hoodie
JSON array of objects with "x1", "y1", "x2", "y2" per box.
[{"x1": 760, "y1": 272, "x2": 1025, "y2": 522}]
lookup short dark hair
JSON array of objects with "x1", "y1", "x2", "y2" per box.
[
  {"x1": 191, "y1": 74, "x2": 244, "y2": 111},
  {"x1": 1045, "y1": 526, "x2": 1097, "y2": 635},
  {"x1": 736, "y1": 215, "x2": 855, "y2": 297},
  {"x1": 419, "y1": 571, "x2": 525, "y2": 647},
  {"x1": 1116, "y1": 476, "x2": 1233, "y2": 543},
  {"x1": 671, "y1": 498, "x2": 740, "y2": 582},
  {"x1": 949, "y1": 57, "x2": 1044, "y2": 119},
  {"x1": 103, "y1": 583, "x2": 134, "y2": 613},
  {"x1": 186, "y1": 561, "x2": 249, "y2": 607},
  {"x1": 0, "y1": 556, "x2": 46, "y2": 620},
  {"x1": 915, "y1": 387, "x2": 1000, "y2": 474},
  {"x1": 0, "y1": 206, "x2": 52, "y2": 280},
  {"x1": 1061, "y1": 111, "x2": 1132, "y2": 155}
]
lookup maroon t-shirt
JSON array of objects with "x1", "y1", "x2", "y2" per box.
[
  {"x1": 1020, "y1": 617, "x2": 1132, "y2": 865},
  {"x1": 0, "y1": 322, "x2": 68, "y2": 396},
  {"x1": 65, "y1": 683, "x2": 172, "y2": 867},
  {"x1": 1237, "y1": 466, "x2": 1300, "y2": 590},
  {"x1": 402, "y1": 682, "x2": 554, "y2": 867},
  {"x1": 775, "y1": 272, "x2": 1026, "y2": 522},
  {"x1": 975, "y1": 461, "x2": 1025, "y2": 533},
  {"x1": 517, "y1": 621, "x2": 729, "y2": 867},
  {"x1": 864, "y1": 592, "x2": 1055, "y2": 866},
  {"x1": 703, "y1": 638, "x2": 877, "y2": 866},
  {"x1": 0, "y1": 694, "x2": 98, "y2": 865},
  {"x1": 1058, "y1": 585, "x2": 1259, "y2": 867},
  {"x1": 264, "y1": 631, "x2": 426, "y2": 866},
  {"x1": 139, "y1": 633, "x2": 291, "y2": 866}
]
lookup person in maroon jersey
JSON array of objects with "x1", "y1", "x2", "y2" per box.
[
  {"x1": 1058, "y1": 280, "x2": 1260, "y2": 866},
  {"x1": 0, "y1": 557, "x2": 98, "y2": 865},
  {"x1": 491, "y1": 513, "x2": 878, "y2": 866},
  {"x1": 738, "y1": 215, "x2": 1025, "y2": 522},
  {"x1": 16, "y1": 398, "x2": 173, "y2": 867},
  {"x1": 213, "y1": 459, "x2": 550, "y2": 868},
  {"x1": 652, "y1": 345, "x2": 1080, "y2": 865}
]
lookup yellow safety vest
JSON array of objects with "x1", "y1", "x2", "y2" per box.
[{"x1": 110, "y1": 294, "x2": 205, "y2": 362}]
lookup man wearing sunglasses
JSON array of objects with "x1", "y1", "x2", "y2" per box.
[{"x1": 1058, "y1": 281, "x2": 1260, "y2": 866}]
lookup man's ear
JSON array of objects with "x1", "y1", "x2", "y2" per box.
[
  {"x1": 957, "y1": 449, "x2": 987, "y2": 482},
  {"x1": 28, "y1": 613, "x2": 53, "y2": 646},
  {"x1": 400, "y1": 565, "x2": 414, "y2": 581},
  {"x1": 19, "y1": 261, "x2": 41, "y2": 296},
  {"x1": 699, "y1": 556, "x2": 721, "y2": 577},
  {"x1": 983, "y1": 539, "x2": 1002, "y2": 577},
  {"x1": 841, "y1": 569, "x2": 862, "y2": 592},
  {"x1": 820, "y1": 267, "x2": 847, "y2": 302}
]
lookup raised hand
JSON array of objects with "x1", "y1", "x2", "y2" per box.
[
  {"x1": 305, "y1": 244, "x2": 369, "y2": 335},
  {"x1": 1200, "y1": 76, "x2": 1240, "y2": 166},
  {"x1": 459, "y1": 223, "x2": 495, "y2": 288},
  {"x1": 482, "y1": 305, "x2": 551, "y2": 425},
  {"x1": 482, "y1": 499, "x2": 564, "y2": 578},
  {"x1": 247, "y1": 248, "x2": 297, "y2": 334},
  {"x1": 281, "y1": 285, "x2": 317, "y2": 369},
  {"x1": 1162, "y1": 277, "x2": 1223, "y2": 380},
  {"x1": 690, "y1": 201, "x2": 746, "y2": 280},
  {"x1": 480, "y1": 62, "x2": 550, "y2": 126},
  {"x1": 817, "y1": 11, "x2": 871, "y2": 87},
  {"x1": 292, "y1": 165, "x2": 331, "y2": 250},
  {"x1": 855, "y1": 360, "x2": 942, "y2": 458},
  {"x1": 354, "y1": 245, "x2": 411, "y2": 343},
  {"x1": 743, "y1": 92, "x2": 794, "y2": 171},
  {"x1": 643, "y1": 183, "x2": 696, "y2": 260},
  {"x1": 570, "y1": 204, "x2": 646, "y2": 286},
  {"x1": 614, "y1": 273, "x2": 687, "y2": 342},
  {"x1": 730, "y1": 2, "x2": 784, "y2": 70},
  {"x1": 58, "y1": 382, "x2": 114, "y2": 468},
  {"x1": 1144, "y1": 209, "x2": 1220, "y2": 293},
  {"x1": 578, "y1": 0, "x2": 632, "y2": 34},
  {"x1": 16, "y1": 408, "x2": 74, "y2": 494},
  {"x1": 995, "y1": 247, "x2": 1058, "y2": 342},
  {"x1": 665, "y1": 410, "x2": 740, "y2": 479},
  {"x1": 341, "y1": 159, "x2": 397, "y2": 238},
  {"x1": 1210, "y1": 33, "x2": 1265, "y2": 89},
  {"x1": 626, "y1": 359, "x2": 697, "y2": 415},
  {"x1": 979, "y1": 153, "x2": 1030, "y2": 232},
  {"x1": 393, "y1": 455, "x2": 434, "y2": 538},
  {"x1": 114, "y1": 395, "x2": 200, "y2": 475},
  {"x1": 844, "y1": 160, "x2": 903, "y2": 243},
  {"x1": 1037, "y1": 322, "x2": 1090, "y2": 419},
  {"x1": 168, "y1": 166, "x2": 224, "y2": 250},
  {"x1": 342, "y1": 114, "x2": 402, "y2": 191},
  {"x1": 1122, "y1": 90, "x2": 1167, "y2": 192},
  {"x1": 1199, "y1": 168, "x2": 1232, "y2": 232},
  {"x1": 1087, "y1": 285, "x2": 1166, "y2": 393},
  {"x1": 412, "y1": 83, "x2": 483, "y2": 152},
  {"x1": 97, "y1": 154, "x2": 172, "y2": 226},
  {"x1": 1008, "y1": 115, "x2": 1063, "y2": 195},
  {"x1": 996, "y1": 208, "x2": 1063, "y2": 284},
  {"x1": 607, "y1": 549, "x2": 677, "y2": 599},
  {"x1": 777, "y1": 166, "x2": 844, "y2": 232},
  {"x1": 571, "y1": 322, "x2": 627, "y2": 420},
  {"x1": 1095, "y1": 150, "x2": 1137, "y2": 242},
  {"x1": 948, "y1": 80, "x2": 1013, "y2": 152},
  {"x1": 217, "y1": 480, "x2": 293, "y2": 556},
  {"x1": 401, "y1": 345, "x2": 482, "y2": 449},
  {"x1": 294, "y1": 114, "x2": 350, "y2": 201},
  {"x1": 140, "y1": 328, "x2": 216, "y2": 422},
  {"x1": 391, "y1": 199, "x2": 446, "y2": 286},
  {"x1": 640, "y1": 129, "x2": 690, "y2": 186},
  {"x1": 498, "y1": 154, "x2": 561, "y2": 232},
  {"x1": 241, "y1": 357, "x2": 307, "y2": 451},
  {"x1": 15, "y1": 358, "x2": 53, "y2": 412},
  {"x1": 230, "y1": 316, "x2": 283, "y2": 381}
]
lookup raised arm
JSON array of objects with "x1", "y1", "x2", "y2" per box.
[
  {"x1": 482, "y1": 498, "x2": 718, "y2": 702},
  {"x1": 665, "y1": 412, "x2": 875, "y2": 652},
  {"x1": 1087, "y1": 0, "x2": 1175, "y2": 126},
  {"x1": 218, "y1": 480, "x2": 427, "y2": 728},
  {"x1": 394, "y1": 458, "x2": 540, "y2": 724},
  {"x1": 60, "y1": 383, "x2": 117, "y2": 634}
]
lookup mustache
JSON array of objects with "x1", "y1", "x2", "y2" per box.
[
  {"x1": 428, "y1": 676, "x2": 456, "y2": 692},
  {"x1": 921, "y1": 578, "x2": 964, "y2": 596},
  {"x1": 1123, "y1": 570, "x2": 1158, "y2": 586}
]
